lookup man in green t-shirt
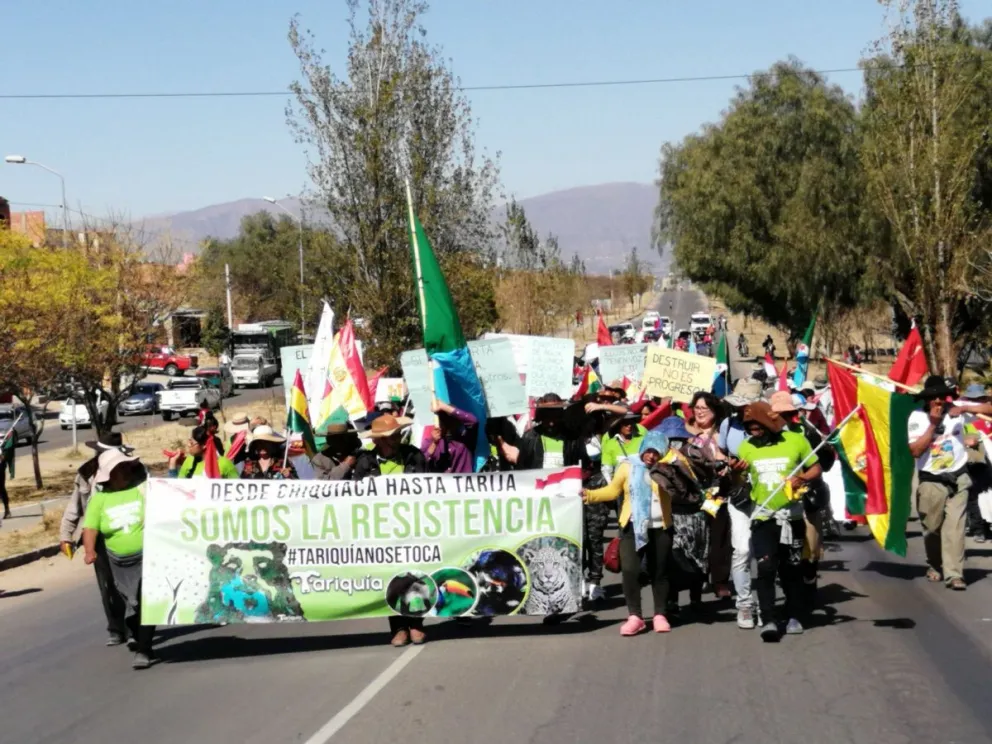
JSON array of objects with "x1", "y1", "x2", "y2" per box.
[
  {"x1": 600, "y1": 412, "x2": 646, "y2": 483},
  {"x1": 738, "y1": 401, "x2": 822, "y2": 642}
]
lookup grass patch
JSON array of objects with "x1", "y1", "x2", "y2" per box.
[{"x1": 0, "y1": 507, "x2": 64, "y2": 559}]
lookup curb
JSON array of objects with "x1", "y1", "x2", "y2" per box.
[{"x1": 0, "y1": 543, "x2": 61, "y2": 572}]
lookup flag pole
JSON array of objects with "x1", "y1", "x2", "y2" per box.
[
  {"x1": 749, "y1": 403, "x2": 863, "y2": 523},
  {"x1": 405, "y1": 179, "x2": 439, "y2": 426}
]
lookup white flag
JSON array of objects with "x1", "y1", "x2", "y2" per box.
[{"x1": 305, "y1": 302, "x2": 334, "y2": 421}]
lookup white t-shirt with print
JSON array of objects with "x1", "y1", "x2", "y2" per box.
[{"x1": 907, "y1": 410, "x2": 968, "y2": 475}]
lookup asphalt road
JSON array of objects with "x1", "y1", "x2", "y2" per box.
[
  {"x1": 26, "y1": 378, "x2": 286, "y2": 455},
  {"x1": 3, "y1": 521, "x2": 992, "y2": 743}
]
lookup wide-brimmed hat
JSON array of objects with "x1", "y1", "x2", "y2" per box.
[
  {"x1": 85, "y1": 431, "x2": 134, "y2": 456},
  {"x1": 724, "y1": 378, "x2": 763, "y2": 408},
  {"x1": 224, "y1": 413, "x2": 251, "y2": 436},
  {"x1": 656, "y1": 416, "x2": 692, "y2": 441},
  {"x1": 248, "y1": 425, "x2": 286, "y2": 446},
  {"x1": 961, "y1": 383, "x2": 988, "y2": 401},
  {"x1": 94, "y1": 448, "x2": 139, "y2": 485},
  {"x1": 769, "y1": 390, "x2": 798, "y2": 414},
  {"x1": 916, "y1": 375, "x2": 957, "y2": 401},
  {"x1": 742, "y1": 401, "x2": 785, "y2": 434},
  {"x1": 315, "y1": 406, "x2": 357, "y2": 437},
  {"x1": 608, "y1": 410, "x2": 641, "y2": 433},
  {"x1": 791, "y1": 393, "x2": 816, "y2": 411},
  {"x1": 360, "y1": 413, "x2": 413, "y2": 439}
]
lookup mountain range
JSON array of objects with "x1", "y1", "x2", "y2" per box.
[{"x1": 139, "y1": 181, "x2": 665, "y2": 275}]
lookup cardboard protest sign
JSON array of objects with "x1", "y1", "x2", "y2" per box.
[
  {"x1": 279, "y1": 345, "x2": 312, "y2": 412},
  {"x1": 642, "y1": 346, "x2": 717, "y2": 402},
  {"x1": 467, "y1": 338, "x2": 527, "y2": 417},
  {"x1": 599, "y1": 344, "x2": 648, "y2": 385},
  {"x1": 375, "y1": 378, "x2": 407, "y2": 403},
  {"x1": 524, "y1": 337, "x2": 574, "y2": 400},
  {"x1": 400, "y1": 349, "x2": 432, "y2": 426},
  {"x1": 141, "y1": 471, "x2": 583, "y2": 624}
]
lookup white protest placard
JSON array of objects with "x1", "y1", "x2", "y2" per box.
[
  {"x1": 375, "y1": 377, "x2": 407, "y2": 403},
  {"x1": 483, "y1": 332, "x2": 531, "y2": 374},
  {"x1": 279, "y1": 344, "x2": 312, "y2": 412},
  {"x1": 467, "y1": 338, "x2": 528, "y2": 417},
  {"x1": 400, "y1": 349, "x2": 433, "y2": 426},
  {"x1": 642, "y1": 345, "x2": 717, "y2": 402},
  {"x1": 599, "y1": 343, "x2": 648, "y2": 385},
  {"x1": 483, "y1": 333, "x2": 574, "y2": 399}
]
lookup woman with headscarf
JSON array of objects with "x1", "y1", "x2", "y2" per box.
[
  {"x1": 739, "y1": 401, "x2": 821, "y2": 641},
  {"x1": 687, "y1": 391, "x2": 733, "y2": 599},
  {"x1": 241, "y1": 426, "x2": 298, "y2": 480},
  {"x1": 81, "y1": 449, "x2": 155, "y2": 669},
  {"x1": 583, "y1": 431, "x2": 674, "y2": 635}
]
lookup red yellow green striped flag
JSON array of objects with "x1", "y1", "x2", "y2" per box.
[
  {"x1": 573, "y1": 365, "x2": 601, "y2": 399},
  {"x1": 287, "y1": 369, "x2": 317, "y2": 458},
  {"x1": 826, "y1": 361, "x2": 915, "y2": 555}
]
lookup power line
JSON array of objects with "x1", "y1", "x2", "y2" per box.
[{"x1": 0, "y1": 67, "x2": 869, "y2": 101}]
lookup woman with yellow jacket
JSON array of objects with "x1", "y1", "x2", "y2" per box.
[{"x1": 582, "y1": 430, "x2": 673, "y2": 636}]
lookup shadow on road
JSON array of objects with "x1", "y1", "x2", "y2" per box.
[
  {"x1": 0, "y1": 587, "x2": 43, "y2": 599},
  {"x1": 860, "y1": 560, "x2": 929, "y2": 581}
]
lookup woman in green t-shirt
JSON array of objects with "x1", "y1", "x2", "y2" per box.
[
  {"x1": 82, "y1": 448, "x2": 155, "y2": 669},
  {"x1": 738, "y1": 402, "x2": 821, "y2": 642}
]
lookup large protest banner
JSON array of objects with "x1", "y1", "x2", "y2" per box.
[
  {"x1": 141, "y1": 471, "x2": 584, "y2": 625},
  {"x1": 642, "y1": 346, "x2": 717, "y2": 402},
  {"x1": 599, "y1": 344, "x2": 648, "y2": 384},
  {"x1": 466, "y1": 338, "x2": 527, "y2": 417}
]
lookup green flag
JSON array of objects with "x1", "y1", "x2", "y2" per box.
[{"x1": 714, "y1": 331, "x2": 731, "y2": 396}]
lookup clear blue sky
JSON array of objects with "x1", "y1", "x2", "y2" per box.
[{"x1": 1, "y1": 0, "x2": 989, "y2": 221}]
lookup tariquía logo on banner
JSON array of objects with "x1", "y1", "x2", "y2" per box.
[{"x1": 141, "y1": 470, "x2": 584, "y2": 625}]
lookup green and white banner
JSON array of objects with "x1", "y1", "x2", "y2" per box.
[{"x1": 141, "y1": 470, "x2": 584, "y2": 625}]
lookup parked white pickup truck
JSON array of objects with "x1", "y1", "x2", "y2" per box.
[
  {"x1": 157, "y1": 378, "x2": 221, "y2": 421},
  {"x1": 230, "y1": 353, "x2": 279, "y2": 388}
]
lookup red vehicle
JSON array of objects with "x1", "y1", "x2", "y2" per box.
[{"x1": 142, "y1": 345, "x2": 197, "y2": 377}]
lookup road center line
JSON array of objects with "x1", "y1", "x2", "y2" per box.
[{"x1": 303, "y1": 644, "x2": 425, "y2": 743}]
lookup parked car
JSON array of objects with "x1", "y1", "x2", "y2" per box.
[
  {"x1": 59, "y1": 393, "x2": 109, "y2": 430},
  {"x1": 156, "y1": 378, "x2": 222, "y2": 421},
  {"x1": 142, "y1": 345, "x2": 198, "y2": 377},
  {"x1": 608, "y1": 322, "x2": 635, "y2": 335},
  {"x1": 230, "y1": 353, "x2": 279, "y2": 389},
  {"x1": 196, "y1": 366, "x2": 235, "y2": 398},
  {"x1": 642, "y1": 311, "x2": 660, "y2": 330},
  {"x1": 689, "y1": 312, "x2": 712, "y2": 335},
  {"x1": 117, "y1": 382, "x2": 165, "y2": 417},
  {"x1": 0, "y1": 404, "x2": 42, "y2": 446}
]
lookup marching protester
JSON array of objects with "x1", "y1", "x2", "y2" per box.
[
  {"x1": 954, "y1": 383, "x2": 992, "y2": 543},
  {"x1": 168, "y1": 425, "x2": 240, "y2": 479},
  {"x1": 421, "y1": 399, "x2": 478, "y2": 474},
  {"x1": 81, "y1": 448, "x2": 155, "y2": 669},
  {"x1": 60, "y1": 433, "x2": 138, "y2": 647},
  {"x1": 512, "y1": 394, "x2": 591, "y2": 471},
  {"x1": 0, "y1": 425, "x2": 13, "y2": 520},
  {"x1": 738, "y1": 401, "x2": 821, "y2": 641},
  {"x1": 241, "y1": 426, "x2": 298, "y2": 480},
  {"x1": 583, "y1": 431, "x2": 674, "y2": 635},
  {"x1": 352, "y1": 413, "x2": 428, "y2": 646},
  {"x1": 910, "y1": 376, "x2": 972, "y2": 590},
  {"x1": 312, "y1": 409, "x2": 362, "y2": 480},
  {"x1": 601, "y1": 410, "x2": 646, "y2": 482}
]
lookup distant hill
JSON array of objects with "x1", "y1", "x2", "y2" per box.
[{"x1": 138, "y1": 181, "x2": 665, "y2": 275}]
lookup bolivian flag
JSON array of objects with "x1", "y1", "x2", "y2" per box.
[
  {"x1": 573, "y1": 365, "x2": 602, "y2": 399},
  {"x1": 826, "y1": 361, "x2": 915, "y2": 555},
  {"x1": 287, "y1": 369, "x2": 317, "y2": 458}
]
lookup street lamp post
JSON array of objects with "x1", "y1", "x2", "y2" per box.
[
  {"x1": 5, "y1": 155, "x2": 69, "y2": 249},
  {"x1": 263, "y1": 197, "x2": 306, "y2": 338}
]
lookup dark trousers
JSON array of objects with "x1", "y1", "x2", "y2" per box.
[
  {"x1": 619, "y1": 526, "x2": 672, "y2": 618},
  {"x1": 388, "y1": 616, "x2": 424, "y2": 634},
  {"x1": 125, "y1": 599, "x2": 155, "y2": 655},
  {"x1": 93, "y1": 539, "x2": 127, "y2": 637},
  {"x1": 708, "y1": 504, "x2": 731, "y2": 585},
  {"x1": 751, "y1": 517, "x2": 806, "y2": 623},
  {"x1": 0, "y1": 465, "x2": 8, "y2": 515},
  {"x1": 583, "y1": 503, "x2": 609, "y2": 583}
]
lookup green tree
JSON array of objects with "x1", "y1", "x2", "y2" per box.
[
  {"x1": 861, "y1": 0, "x2": 992, "y2": 374},
  {"x1": 621, "y1": 246, "x2": 650, "y2": 306},
  {"x1": 287, "y1": 0, "x2": 499, "y2": 366},
  {"x1": 200, "y1": 309, "x2": 230, "y2": 358},
  {"x1": 656, "y1": 60, "x2": 876, "y2": 337}
]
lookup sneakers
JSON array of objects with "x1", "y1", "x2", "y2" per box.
[
  {"x1": 736, "y1": 607, "x2": 755, "y2": 630},
  {"x1": 620, "y1": 615, "x2": 647, "y2": 636},
  {"x1": 587, "y1": 583, "x2": 606, "y2": 602},
  {"x1": 106, "y1": 633, "x2": 126, "y2": 647},
  {"x1": 785, "y1": 618, "x2": 804, "y2": 635},
  {"x1": 132, "y1": 652, "x2": 152, "y2": 670},
  {"x1": 760, "y1": 621, "x2": 780, "y2": 642},
  {"x1": 652, "y1": 615, "x2": 671, "y2": 633}
]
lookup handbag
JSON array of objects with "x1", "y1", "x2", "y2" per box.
[{"x1": 604, "y1": 536, "x2": 622, "y2": 573}]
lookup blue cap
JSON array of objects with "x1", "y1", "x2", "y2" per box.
[
  {"x1": 962, "y1": 383, "x2": 988, "y2": 400},
  {"x1": 655, "y1": 416, "x2": 691, "y2": 441}
]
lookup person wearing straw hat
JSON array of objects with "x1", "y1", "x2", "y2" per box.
[
  {"x1": 351, "y1": 413, "x2": 428, "y2": 647},
  {"x1": 312, "y1": 408, "x2": 363, "y2": 481},
  {"x1": 81, "y1": 448, "x2": 156, "y2": 669},
  {"x1": 241, "y1": 426, "x2": 297, "y2": 480},
  {"x1": 738, "y1": 401, "x2": 821, "y2": 641},
  {"x1": 910, "y1": 375, "x2": 972, "y2": 590},
  {"x1": 60, "y1": 431, "x2": 138, "y2": 647}
]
